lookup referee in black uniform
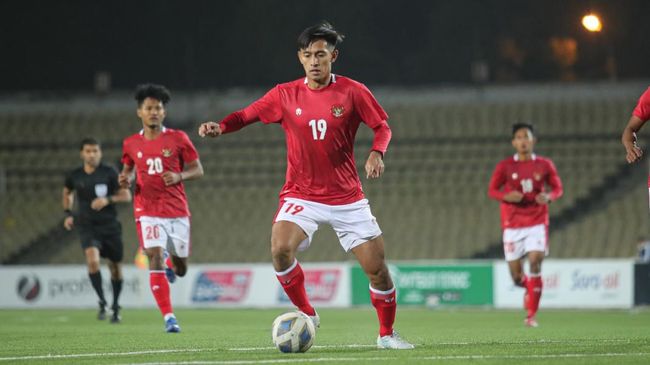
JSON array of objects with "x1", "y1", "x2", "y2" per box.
[{"x1": 63, "y1": 137, "x2": 131, "y2": 323}]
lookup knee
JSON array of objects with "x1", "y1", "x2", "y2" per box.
[
  {"x1": 147, "y1": 251, "x2": 164, "y2": 270},
  {"x1": 87, "y1": 260, "x2": 100, "y2": 273},
  {"x1": 366, "y1": 264, "x2": 391, "y2": 285},
  {"x1": 271, "y1": 238, "x2": 294, "y2": 263}
]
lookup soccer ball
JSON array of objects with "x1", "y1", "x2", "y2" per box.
[{"x1": 271, "y1": 311, "x2": 316, "y2": 353}]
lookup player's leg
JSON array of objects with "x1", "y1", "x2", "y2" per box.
[
  {"x1": 139, "y1": 217, "x2": 179, "y2": 332},
  {"x1": 521, "y1": 224, "x2": 547, "y2": 327},
  {"x1": 82, "y1": 236, "x2": 108, "y2": 320},
  {"x1": 352, "y1": 237, "x2": 413, "y2": 349},
  {"x1": 166, "y1": 217, "x2": 191, "y2": 278},
  {"x1": 271, "y1": 220, "x2": 316, "y2": 317},
  {"x1": 103, "y1": 223, "x2": 124, "y2": 323}
]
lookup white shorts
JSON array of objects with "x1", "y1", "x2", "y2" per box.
[
  {"x1": 137, "y1": 216, "x2": 191, "y2": 258},
  {"x1": 502, "y1": 223, "x2": 548, "y2": 261},
  {"x1": 274, "y1": 198, "x2": 382, "y2": 252}
]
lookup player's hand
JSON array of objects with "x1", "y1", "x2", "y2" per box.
[
  {"x1": 624, "y1": 140, "x2": 643, "y2": 163},
  {"x1": 63, "y1": 216, "x2": 74, "y2": 231},
  {"x1": 161, "y1": 171, "x2": 182, "y2": 186},
  {"x1": 198, "y1": 122, "x2": 222, "y2": 138},
  {"x1": 535, "y1": 192, "x2": 551, "y2": 205},
  {"x1": 503, "y1": 191, "x2": 524, "y2": 203},
  {"x1": 365, "y1": 151, "x2": 385, "y2": 179},
  {"x1": 118, "y1": 173, "x2": 131, "y2": 188},
  {"x1": 91, "y1": 197, "x2": 109, "y2": 211}
]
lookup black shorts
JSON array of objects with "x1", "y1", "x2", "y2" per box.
[{"x1": 78, "y1": 221, "x2": 124, "y2": 262}]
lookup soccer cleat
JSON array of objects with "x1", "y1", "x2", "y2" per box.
[
  {"x1": 376, "y1": 331, "x2": 415, "y2": 349},
  {"x1": 308, "y1": 311, "x2": 320, "y2": 329},
  {"x1": 163, "y1": 251, "x2": 176, "y2": 284},
  {"x1": 110, "y1": 305, "x2": 121, "y2": 324},
  {"x1": 97, "y1": 301, "x2": 107, "y2": 320},
  {"x1": 525, "y1": 316, "x2": 539, "y2": 328},
  {"x1": 165, "y1": 316, "x2": 181, "y2": 333}
]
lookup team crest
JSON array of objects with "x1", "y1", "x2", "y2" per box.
[
  {"x1": 331, "y1": 105, "x2": 345, "y2": 118},
  {"x1": 162, "y1": 148, "x2": 172, "y2": 157}
]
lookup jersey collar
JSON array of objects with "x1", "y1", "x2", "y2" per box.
[
  {"x1": 513, "y1": 153, "x2": 536, "y2": 161},
  {"x1": 303, "y1": 73, "x2": 336, "y2": 85},
  {"x1": 139, "y1": 126, "x2": 167, "y2": 135}
]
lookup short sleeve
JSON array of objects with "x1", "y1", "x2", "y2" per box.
[
  {"x1": 121, "y1": 140, "x2": 134, "y2": 167},
  {"x1": 353, "y1": 83, "x2": 389, "y2": 128},
  {"x1": 64, "y1": 172, "x2": 74, "y2": 190},
  {"x1": 243, "y1": 86, "x2": 283, "y2": 124},
  {"x1": 633, "y1": 87, "x2": 650, "y2": 121},
  {"x1": 179, "y1": 131, "x2": 199, "y2": 163}
]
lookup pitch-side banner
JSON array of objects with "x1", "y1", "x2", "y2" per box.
[
  {"x1": 493, "y1": 259, "x2": 634, "y2": 308},
  {"x1": 0, "y1": 263, "x2": 350, "y2": 308}
]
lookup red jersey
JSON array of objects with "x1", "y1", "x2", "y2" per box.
[
  {"x1": 219, "y1": 74, "x2": 391, "y2": 205},
  {"x1": 488, "y1": 154, "x2": 563, "y2": 229},
  {"x1": 631, "y1": 87, "x2": 650, "y2": 187},
  {"x1": 633, "y1": 87, "x2": 650, "y2": 121},
  {"x1": 121, "y1": 127, "x2": 199, "y2": 218}
]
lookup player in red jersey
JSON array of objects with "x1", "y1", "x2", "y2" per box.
[
  {"x1": 119, "y1": 84, "x2": 204, "y2": 333},
  {"x1": 198, "y1": 22, "x2": 413, "y2": 349},
  {"x1": 622, "y1": 87, "x2": 650, "y2": 170},
  {"x1": 488, "y1": 123, "x2": 563, "y2": 327}
]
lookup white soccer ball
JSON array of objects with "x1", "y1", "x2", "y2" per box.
[{"x1": 271, "y1": 311, "x2": 316, "y2": 353}]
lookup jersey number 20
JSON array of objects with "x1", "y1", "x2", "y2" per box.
[{"x1": 146, "y1": 157, "x2": 163, "y2": 175}]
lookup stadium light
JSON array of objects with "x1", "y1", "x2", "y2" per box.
[{"x1": 582, "y1": 14, "x2": 602, "y2": 32}]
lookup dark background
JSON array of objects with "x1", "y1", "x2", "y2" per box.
[{"x1": 2, "y1": 0, "x2": 649, "y2": 91}]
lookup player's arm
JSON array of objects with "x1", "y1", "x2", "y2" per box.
[
  {"x1": 365, "y1": 122, "x2": 391, "y2": 179},
  {"x1": 199, "y1": 87, "x2": 282, "y2": 138},
  {"x1": 488, "y1": 163, "x2": 523, "y2": 203},
  {"x1": 118, "y1": 164, "x2": 134, "y2": 189},
  {"x1": 62, "y1": 186, "x2": 74, "y2": 230},
  {"x1": 621, "y1": 115, "x2": 646, "y2": 163},
  {"x1": 161, "y1": 159, "x2": 204, "y2": 186},
  {"x1": 536, "y1": 161, "x2": 563, "y2": 205},
  {"x1": 90, "y1": 188, "x2": 132, "y2": 211}
]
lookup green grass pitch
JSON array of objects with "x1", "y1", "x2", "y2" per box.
[{"x1": 1, "y1": 308, "x2": 649, "y2": 364}]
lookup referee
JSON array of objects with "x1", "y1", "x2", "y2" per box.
[{"x1": 63, "y1": 137, "x2": 131, "y2": 323}]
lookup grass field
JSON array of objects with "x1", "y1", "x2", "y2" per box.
[{"x1": 1, "y1": 308, "x2": 649, "y2": 364}]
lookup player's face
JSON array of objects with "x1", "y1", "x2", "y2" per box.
[
  {"x1": 80, "y1": 144, "x2": 102, "y2": 167},
  {"x1": 137, "y1": 97, "x2": 166, "y2": 129},
  {"x1": 298, "y1": 39, "x2": 338, "y2": 85},
  {"x1": 512, "y1": 128, "x2": 535, "y2": 154}
]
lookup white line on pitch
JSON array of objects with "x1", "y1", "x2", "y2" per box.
[
  {"x1": 123, "y1": 352, "x2": 650, "y2": 365},
  {"x1": 0, "y1": 349, "x2": 207, "y2": 362},
  {"x1": 229, "y1": 344, "x2": 375, "y2": 351}
]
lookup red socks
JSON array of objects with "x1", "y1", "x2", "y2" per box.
[
  {"x1": 526, "y1": 275, "x2": 543, "y2": 318},
  {"x1": 150, "y1": 271, "x2": 173, "y2": 317},
  {"x1": 370, "y1": 286, "x2": 396, "y2": 337},
  {"x1": 276, "y1": 260, "x2": 315, "y2": 316}
]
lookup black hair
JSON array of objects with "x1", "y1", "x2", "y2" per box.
[
  {"x1": 79, "y1": 137, "x2": 100, "y2": 150},
  {"x1": 297, "y1": 21, "x2": 345, "y2": 51},
  {"x1": 134, "y1": 83, "x2": 171, "y2": 106},
  {"x1": 512, "y1": 122, "x2": 534, "y2": 137}
]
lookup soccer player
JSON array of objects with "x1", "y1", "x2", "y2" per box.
[
  {"x1": 119, "y1": 84, "x2": 204, "y2": 333},
  {"x1": 63, "y1": 137, "x2": 132, "y2": 323},
  {"x1": 621, "y1": 86, "x2": 649, "y2": 165},
  {"x1": 198, "y1": 22, "x2": 413, "y2": 349},
  {"x1": 488, "y1": 123, "x2": 563, "y2": 327}
]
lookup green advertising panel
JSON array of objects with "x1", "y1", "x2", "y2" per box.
[{"x1": 351, "y1": 263, "x2": 493, "y2": 306}]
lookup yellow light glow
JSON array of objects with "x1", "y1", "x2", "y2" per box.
[{"x1": 582, "y1": 14, "x2": 602, "y2": 32}]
